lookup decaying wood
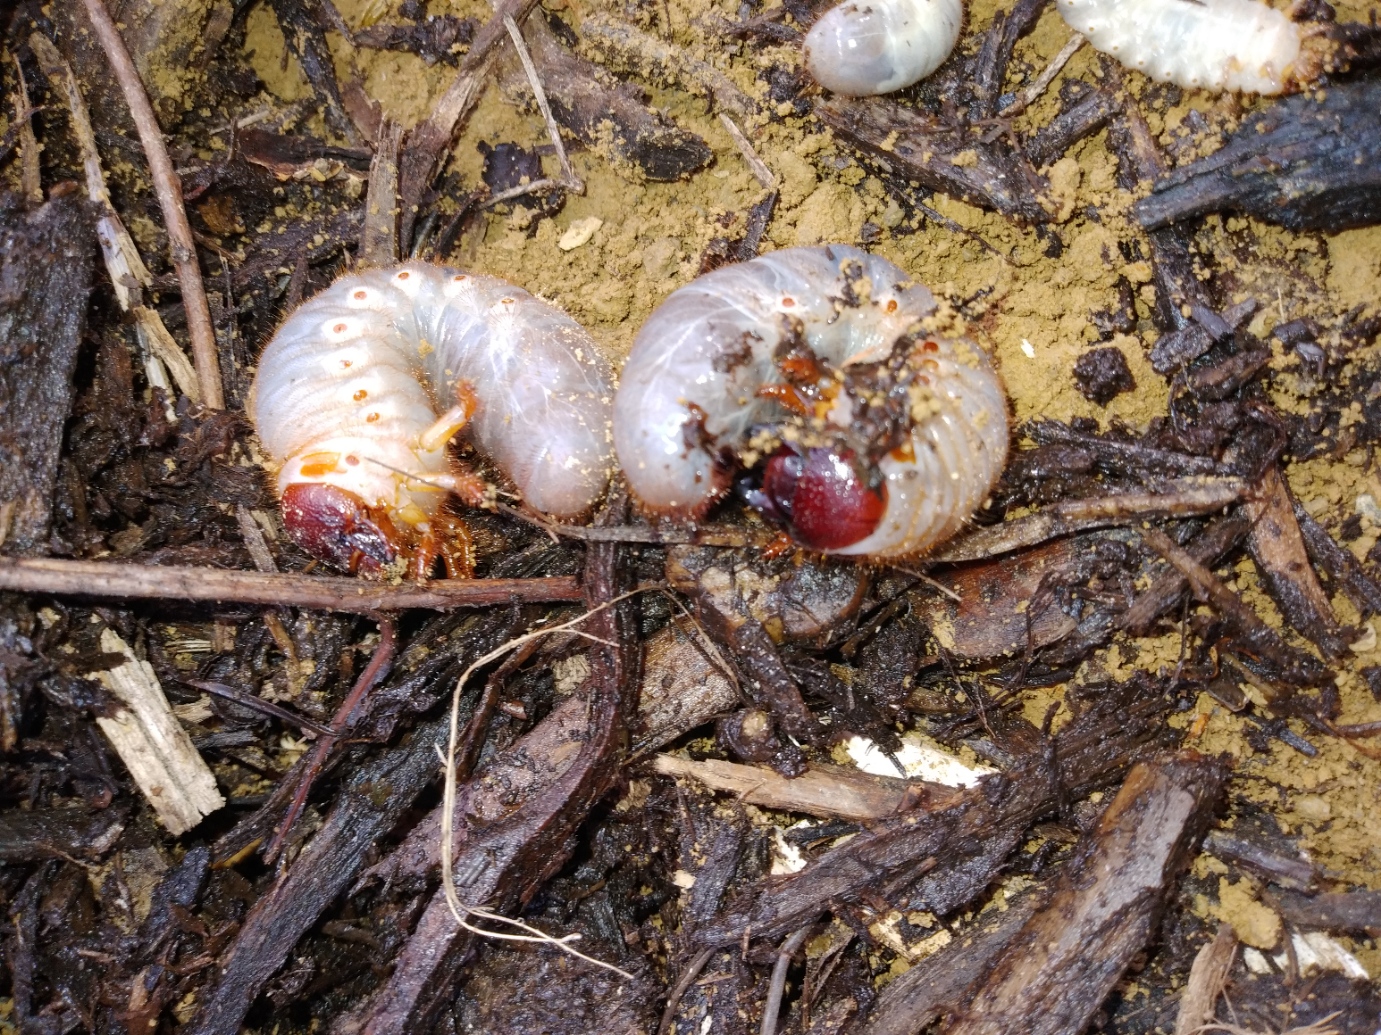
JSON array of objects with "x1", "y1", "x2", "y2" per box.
[
  {"x1": 944, "y1": 751, "x2": 1228, "y2": 1035},
  {"x1": 1109, "y1": 99, "x2": 1219, "y2": 363},
  {"x1": 931, "y1": 478, "x2": 1243, "y2": 563},
  {"x1": 501, "y1": 14, "x2": 712, "y2": 182},
  {"x1": 1173, "y1": 924, "x2": 1237, "y2": 1035},
  {"x1": 1274, "y1": 890, "x2": 1381, "y2": 932},
  {"x1": 577, "y1": 12, "x2": 758, "y2": 118},
  {"x1": 861, "y1": 889, "x2": 1041, "y2": 1035},
  {"x1": 1023, "y1": 83, "x2": 1119, "y2": 169},
  {"x1": 667, "y1": 546, "x2": 817, "y2": 741},
  {"x1": 1293, "y1": 503, "x2": 1381, "y2": 618},
  {"x1": 185, "y1": 610, "x2": 531, "y2": 1035},
  {"x1": 342, "y1": 514, "x2": 636, "y2": 1035},
  {"x1": 93, "y1": 628, "x2": 225, "y2": 834},
  {"x1": 398, "y1": 0, "x2": 542, "y2": 247},
  {"x1": 0, "y1": 556, "x2": 584, "y2": 612},
  {"x1": 653, "y1": 755, "x2": 925, "y2": 822},
  {"x1": 632, "y1": 617, "x2": 739, "y2": 756},
  {"x1": 1121, "y1": 515, "x2": 1250, "y2": 635},
  {"x1": 0, "y1": 806, "x2": 124, "y2": 862},
  {"x1": 1134, "y1": 80, "x2": 1381, "y2": 232},
  {"x1": 361, "y1": 615, "x2": 740, "y2": 889},
  {"x1": 360, "y1": 118, "x2": 403, "y2": 267},
  {"x1": 817, "y1": 96, "x2": 1057, "y2": 224},
  {"x1": 1242, "y1": 466, "x2": 1347, "y2": 658},
  {"x1": 691, "y1": 681, "x2": 1179, "y2": 948},
  {"x1": 0, "y1": 194, "x2": 95, "y2": 555},
  {"x1": 1138, "y1": 528, "x2": 1328, "y2": 688}
]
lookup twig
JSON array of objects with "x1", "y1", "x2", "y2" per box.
[
  {"x1": 504, "y1": 14, "x2": 583, "y2": 192},
  {"x1": 10, "y1": 56, "x2": 41, "y2": 204},
  {"x1": 719, "y1": 112, "x2": 776, "y2": 189},
  {"x1": 761, "y1": 926, "x2": 812, "y2": 1035},
  {"x1": 0, "y1": 557, "x2": 584, "y2": 612},
  {"x1": 185, "y1": 680, "x2": 336, "y2": 739},
  {"x1": 998, "y1": 33, "x2": 1086, "y2": 118},
  {"x1": 399, "y1": 0, "x2": 540, "y2": 246},
  {"x1": 80, "y1": 0, "x2": 225, "y2": 409},
  {"x1": 658, "y1": 947, "x2": 715, "y2": 1035},
  {"x1": 265, "y1": 617, "x2": 398, "y2": 862}
]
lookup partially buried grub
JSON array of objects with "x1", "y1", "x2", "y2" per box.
[{"x1": 3, "y1": 0, "x2": 1381, "y2": 1030}]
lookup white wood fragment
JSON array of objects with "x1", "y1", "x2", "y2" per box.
[
  {"x1": 558, "y1": 216, "x2": 602, "y2": 251},
  {"x1": 94, "y1": 629, "x2": 225, "y2": 835},
  {"x1": 845, "y1": 732, "x2": 996, "y2": 787}
]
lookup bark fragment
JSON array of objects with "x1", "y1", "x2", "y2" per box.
[{"x1": 944, "y1": 751, "x2": 1228, "y2": 1035}]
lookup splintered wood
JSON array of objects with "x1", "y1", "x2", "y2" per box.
[
  {"x1": 94, "y1": 629, "x2": 224, "y2": 835},
  {"x1": 944, "y1": 752, "x2": 1228, "y2": 1035}
]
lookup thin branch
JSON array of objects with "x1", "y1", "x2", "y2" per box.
[
  {"x1": 0, "y1": 557, "x2": 584, "y2": 612},
  {"x1": 80, "y1": 0, "x2": 225, "y2": 409},
  {"x1": 503, "y1": 14, "x2": 583, "y2": 192},
  {"x1": 998, "y1": 33, "x2": 1085, "y2": 118},
  {"x1": 719, "y1": 112, "x2": 775, "y2": 189},
  {"x1": 10, "y1": 55, "x2": 41, "y2": 203}
]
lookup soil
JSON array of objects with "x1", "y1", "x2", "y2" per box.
[{"x1": 2, "y1": 0, "x2": 1380, "y2": 1030}]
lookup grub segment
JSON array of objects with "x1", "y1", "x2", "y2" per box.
[
  {"x1": 1057, "y1": 0, "x2": 1303, "y2": 94},
  {"x1": 804, "y1": 0, "x2": 965, "y2": 95},
  {"x1": 612, "y1": 245, "x2": 1010, "y2": 560},
  {"x1": 250, "y1": 263, "x2": 615, "y2": 574}
]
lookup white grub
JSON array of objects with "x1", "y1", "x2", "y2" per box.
[
  {"x1": 1056, "y1": 0, "x2": 1303, "y2": 94},
  {"x1": 250, "y1": 262, "x2": 615, "y2": 532},
  {"x1": 804, "y1": 0, "x2": 964, "y2": 95},
  {"x1": 611, "y1": 245, "x2": 1010, "y2": 560}
]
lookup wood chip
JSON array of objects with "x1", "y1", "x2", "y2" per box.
[{"x1": 94, "y1": 629, "x2": 225, "y2": 835}]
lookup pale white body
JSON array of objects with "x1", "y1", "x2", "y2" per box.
[
  {"x1": 804, "y1": 0, "x2": 964, "y2": 95},
  {"x1": 1057, "y1": 0, "x2": 1302, "y2": 93},
  {"x1": 250, "y1": 263, "x2": 614, "y2": 527},
  {"x1": 612, "y1": 246, "x2": 1009, "y2": 559}
]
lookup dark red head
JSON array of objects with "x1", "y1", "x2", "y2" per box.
[
  {"x1": 280, "y1": 482, "x2": 406, "y2": 576},
  {"x1": 742, "y1": 446, "x2": 886, "y2": 551}
]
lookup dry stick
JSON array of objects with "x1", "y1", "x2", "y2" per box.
[
  {"x1": 719, "y1": 112, "x2": 776, "y2": 189},
  {"x1": 0, "y1": 557, "x2": 584, "y2": 613},
  {"x1": 10, "y1": 56, "x2": 41, "y2": 204},
  {"x1": 1173, "y1": 924, "x2": 1237, "y2": 1035},
  {"x1": 81, "y1": 0, "x2": 224, "y2": 409},
  {"x1": 503, "y1": 14, "x2": 583, "y2": 192},
  {"x1": 998, "y1": 32, "x2": 1086, "y2": 118}
]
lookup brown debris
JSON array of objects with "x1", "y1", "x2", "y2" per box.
[
  {"x1": 652, "y1": 754, "x2": 924, "y2": 822},
  {"x1": 500, "y1": 13, "x2": 713, "y2": 183},
  {"x1": 1242, "y1": 466, "x2": 1348, "y2": 658},
  {"x1": 944, "y1": 752, "x2": 1228, "y2": 1035},
  {"x1": 817, "y1": 96, "x2": 1058, "y2": 224},
  {"x1": 0, "y1": 195, "x2": 95, "y2": 555},
  {"x1": 1173, "y1": 924, "x2": 1238, "y2": 1035}
]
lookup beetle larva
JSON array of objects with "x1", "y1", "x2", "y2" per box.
[
  {"x1": 250, "y1": 263, "x2": 615, "y2": 575},
  {"x1": 1056, "y1": 0, "x2": 1303, "y2": 94},
  {"x1": 804, "y1": 0, "x2": 965, "y2": 96},
  {"x1": 612, "y1": 246, "x2": 1009, "y2": 560}
]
